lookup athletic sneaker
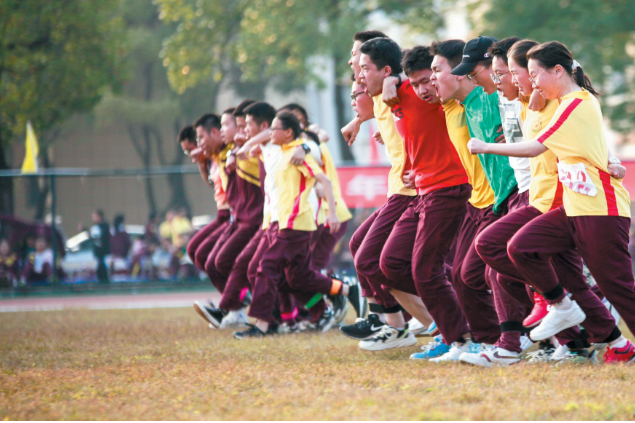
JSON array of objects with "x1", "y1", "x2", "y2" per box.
[
  {"x1": 523, "y1": 292, "x2": 549, "y2": 327},
  {"x1": 344, "y1": 281, "x2": 365, "y2": 318},
  {"x1": 358, "y1": 325, "x2": 417, "y2": 351},
  {"x1": 194, "y1": 301, "x2": 225, "y2": 329},
  {"x1": 340, "y1": 313, "x2": 385, "y2": 340},
  {"x1": 550, "y1": 344, "x2": 569, "y2": 362},
  {"x1": 430, "y1": 340, "x2": 484, "y2": 363},
  {"x1": 330, "y1": 294, "x2": 349, "y2": 326},
  {"x1": 530, "y1": 300, "x2": 586, "y2": 341},
  {"x1": 459, "y1": 347, "x2": 521, "y2": 367},
  {"x1": 520, "y1": 335, "x2": 534, "y2": 352},
  {"x1": 314, "y1": 309, "x2": 336, "y2": 332},
  {"x1": 603, "y1": 339, "x2": 635, "y2": 363},
  {"x1": 278, "y1": 322, "x2": 301, "y2": 334},
  {"x1": 219, "y1": 309, "x2": 249, "y2": 329},
  {"x1": 233, "y1": 323, "x2": 278, "y2": 340},
  {"x1": 408, "y1": 318, "x2": 437, "y2": 337},
  {"x1": 556, "y1": 348, "x2": 598, "y2": 365},
  {"x1": 410, "y1": 335, "x2": 450, "y2": 360}
]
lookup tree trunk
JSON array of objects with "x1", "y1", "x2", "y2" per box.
[
  {"x1": 332, "y1": 54, "x2": 355, "y2": 162},
  {"x1": 141, "y1": 125, "x2": 157, "y2": 217},
  {"x1": 33, "y1": 152, "x2": 51, "y2": 220},
  {"x1": 0, "y1": 139, "x2": 14, "y2": 215}
]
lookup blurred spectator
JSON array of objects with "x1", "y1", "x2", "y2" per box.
[
  {"x1": 175, "y1": 233, "x2": 198, "y2": 280},
  {"x1": 21, "y1": 237, "x2": 53, "y2": 285},
  {"x1": 110, "y1": 214, "x2": 131, "y2": 281},
  {"x1": 159, "y1": 209, "x2": 192, "y2": 248},
  {"x1": 153, "y1": 239, "x2": 179, "y2": 280},
  {"x1": 90, "y1": 209, "x2": 111, "y2": 283},
  {"x1": 0, "y1": 239, "x2": 18, "y2": 287},
  {"x1": 144, "y1": 212, "x2": 160, "y2": 245},
  {"x1": 111, "y1": 214, "x2": 131, "y2": 258}
]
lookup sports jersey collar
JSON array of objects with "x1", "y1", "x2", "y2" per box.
[
  {"x1": 281, "y1": 139, "x2": 304, "y2": 150},
  {"x1": 562, "y1": 88, "x2": 591, "y2": 101}
]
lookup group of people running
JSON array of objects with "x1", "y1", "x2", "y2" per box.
[{"x1": 182, "y1": 29, "x2": 635, "y2": 367}]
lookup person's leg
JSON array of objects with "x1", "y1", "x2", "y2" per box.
[
  {"x1": 194, "y1": 220, "x2": 230, "y2": 271},
  {"x1": 203, "y1": 222, "x2": 235, "y2": 292},
  {"x1": 572, "y1": 216, "x2": 635, "y2": 337},
  {"x1": 412, "y1": 185, "x2": 471, "y2": 345},
  {"x1": 350, "y1": 209, "x2": 377, "y2": 301},
  {"x1": 451, "y1": 205, "x2": 500, "y2": 344},
  {"x1": 359, "y1": 195, "x2": 414, "y2": 309},
  {"x1": 187, "y1": 219, "x2": 221, "y2": 266},
  {"x1": 211, "y1": 223, "x2": 260, "y2": 285},
  {"x1": 218, "y1": 228, "x2": 262, "y2": 311},
  {"x1": 310, "y1": 221, "x2": 349, "y2": 271},
  {"x1": 247, "y1": 229, "x2": 268, "y2": 288}
]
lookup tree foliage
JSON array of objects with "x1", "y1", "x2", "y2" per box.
[
  {"x1": 477, "y1": 0, "x2": 635, "y2": 134},
  {"x1": 0, "y1": 0, "x2": 126, "y2": 146}
]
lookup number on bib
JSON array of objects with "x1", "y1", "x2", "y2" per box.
[{"x1": 557, "y1": 162, "x2": 598, "y2": 197}]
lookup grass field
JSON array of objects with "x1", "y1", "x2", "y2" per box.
[{"x1": 2, "y1": 307, "x2": 635, "y2": 421}]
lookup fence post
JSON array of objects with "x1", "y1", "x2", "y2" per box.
[{"x1": 50, "y1": 174, "x2": 58, "y2": 285}]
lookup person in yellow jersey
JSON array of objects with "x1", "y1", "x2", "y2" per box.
[
  {"x1": 235, "y1": 111, "x2": 364, "y2": 339},
  {"x1": 468, "y1": 41, "x2": 635, "y2": 364},
  {"x1": 340, "y1": 31, "x2": 435, "y2": 350},
  {"x1": 278, "y1": 103, "x2": 353, "y2": 273}
]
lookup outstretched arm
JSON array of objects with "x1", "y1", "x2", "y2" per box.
[
  {"x1": 314, "y1": 173, "x2": 341, "y2": 234},
  {"x1": 468, "y1": 138, "x2": 547, "y2": 158}
]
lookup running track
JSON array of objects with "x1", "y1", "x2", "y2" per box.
[{"x1": 0, "y1": 291, "x2": 221, "y2": 313}]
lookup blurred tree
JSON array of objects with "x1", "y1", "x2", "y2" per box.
[
  {"x1": 95, "y1": 0, "x2": 218, "y2": 218},
  {"x1": 0, "y1": 0, "x2": 125, "y2": 215},
  {"x1": 476, "y1": 0, "x2": 635, "y2": 136},
  {"x1": 155, "y1": 0, "x2": 445, "y2": 161}
]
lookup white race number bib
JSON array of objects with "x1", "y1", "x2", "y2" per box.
[{"x1": 557, "y1": 162, "x2": 597, "y2": 197}]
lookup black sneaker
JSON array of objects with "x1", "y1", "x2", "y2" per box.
[
  {"x1": 339, "y1": 313, "x2": 385, "y2": 340},
  {"x1": 234, "y1": 323, "x2": 278, "y2": 340},
  {"x1": 330, "y1": 294, "x2": 349, "y2": 326},
  {"x1": 345, "y1": 281, "x2": 365, "y2": 318},
  {"x1": 194, "y1": 300, "x2": 225, "y2": 329},
  {"x1": 313, "y1": 308, "x2": 336, "y2": 333}
]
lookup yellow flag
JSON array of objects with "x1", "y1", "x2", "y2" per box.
[{"x1": 21, "y1": 121, "x2": 39, "y2": 173}]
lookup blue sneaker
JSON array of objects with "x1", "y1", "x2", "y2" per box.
[
  {"x1": 430, "y1": 340, "x2": 484, "y2": 363},
  {"x1": 410, "y1": 335, "x2": 450, "y2": 360}
]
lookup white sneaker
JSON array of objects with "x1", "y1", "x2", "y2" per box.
[
  {"x1": 520, "y1": 335, "x2": 534, "y2": 352},
  {"x1": 530, "y1": 300, "x2": 586, "y2": 341},
  {"x1": 430, "y1": 340, "x2": 482, "y2": 363},
  {"x1": 526, "y1": 347, "x2": 556, "y2": 363},
  {"x1": 408, "y1": 318, "x2": 437, "y2": 336},
  {"x1": 358, "y1": 325, "x2": 417, "y2": 351},
  {"x1": 459, "y1": 347, "x2": 521, "y2": 367},
  {"x1": 550, "y1": 344, "x2": 569, "y2": 362},
  {"x1": 219, "y1": 309, "x2": 249, "y2": 329}
]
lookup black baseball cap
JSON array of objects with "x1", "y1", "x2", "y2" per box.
[{"x1": 451, "y1": 36, "x2": 498, "y2": 76}]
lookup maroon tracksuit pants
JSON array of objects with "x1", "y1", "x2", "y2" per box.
[
  {"x1": 350, "y1": 194, "x2": 414, "y2": 310},
  {"x1": 507, "y1": 205, "x2": 633, "y2": 338},
  {"x1": 206, "y1": 220, "x2": 261, "y2": 295},
  {"x1": 249, "y1": 225, "x2": 331, "y2": 324},
  {"x1": 380, "y1": 184, "x2": 472, "y2": 344},
  {"x1": 310, "y1": 221, "x2": 349, "y2": 271},
  {"x1": 476, "y1": 205, "x2": 610, "y2": 350},
  {"x1": 186, "y1": 209, "x2": 231, "y2": 271},
  {"x1": 451, "y1": 202, "x2": 503, "y2": 344}
]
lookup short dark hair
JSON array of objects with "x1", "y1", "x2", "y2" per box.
[
  {"x1": 222, "y1": 107, "x2": 236, "y2": 116},
  {"x1": 194, "y1": 114, "x2": 221, "y2": 132},
  {"x1": 488, "y1": 37, "x2": 521, "y2": 65},
  {"x1": 429, "y1": 39, "x2": 466, "y2": 69},
  {"x1": 233, "y1": 100, "x2": 256, "y2": 118},
  {"x1": 93, "y1": 209, "x2": 104, "y2": 219},
  {"x1": 178, "y1": 125, "x2": 196, "y2": 144},
  {"x1": 360, "y1": 37, "x2": 403, "y2": 74},
  {"x1": 279, "y1": 103, "x2": 309, "y2": 126},
  {"x1": 353, "y1": 30, "x2": 388, "y2": 43},
  {"x1": 402, "y1": 46, "x2": 433, "y2": 76},
  {"x1": 507, "y1": 39, "x2": 539, "y2": 69},
  {"x1": 275, "y1": 111, "x2": 302, "y2": 139},
  {"x1": 244, "y1": 102, "x2": 277, "y2": 126}
]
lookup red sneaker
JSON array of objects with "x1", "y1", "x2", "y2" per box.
[
  {"x1": 604, "y1": 340, "x2": 635, "y2": 363},
  {"x1": 523, "y1": 291, "x2": 549, "y2": 328}
]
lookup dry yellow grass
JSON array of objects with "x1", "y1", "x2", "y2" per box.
[{"x1": 1, "y1": 307, "x2": 635, "y2": 420}]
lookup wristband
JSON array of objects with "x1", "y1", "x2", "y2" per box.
[{"x1": 389, "y1": 73, "x2": 402, "y2": 85}]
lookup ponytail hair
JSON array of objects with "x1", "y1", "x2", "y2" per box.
[
  {"x1": 526, "y1": 41, "x2": 599, "y2": 96},
  {"x1": 507, "y1": 39, "x2": 539, "y2": 69}
]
